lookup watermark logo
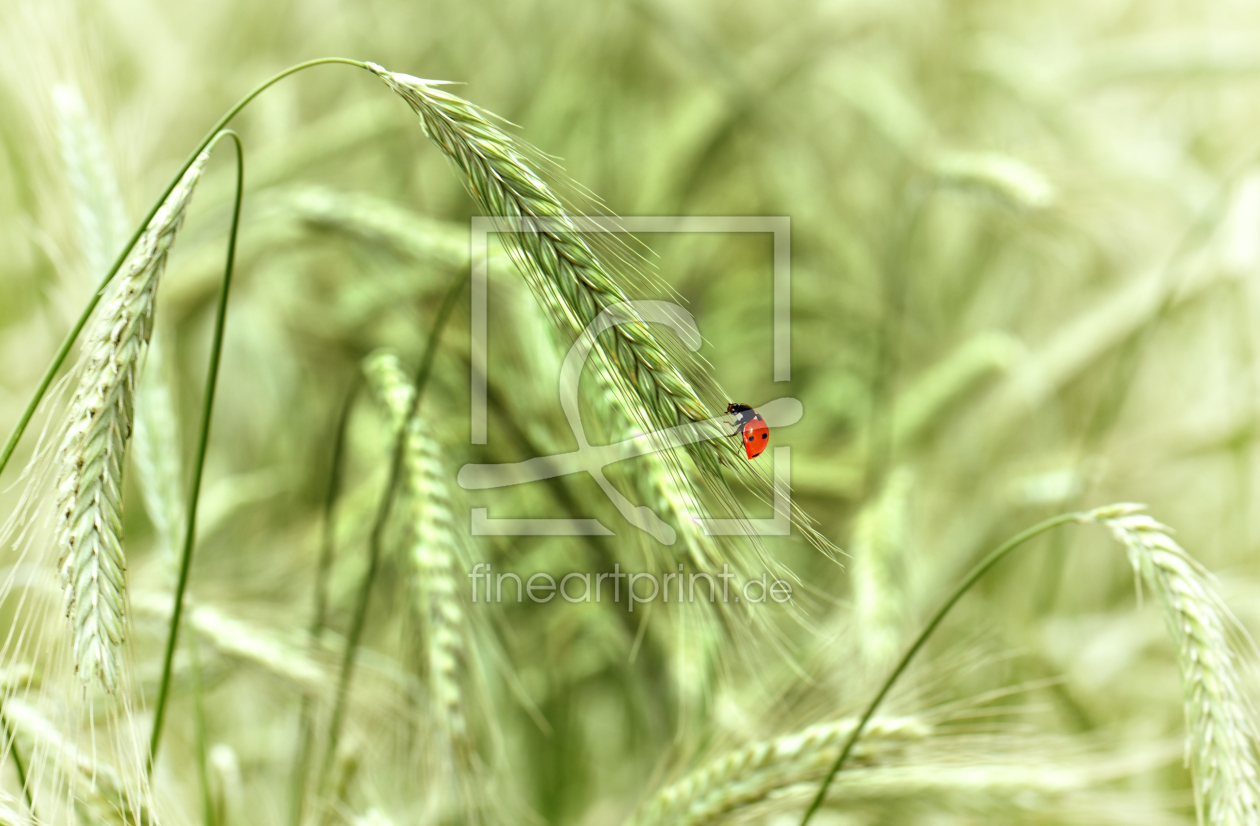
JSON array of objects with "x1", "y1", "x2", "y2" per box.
[
  {"x1": 467, "y1": 562, "x2": 794, "y2": 610},
  {"x1": 459, "y1": 216, "x2": 797, "y2": 542}
]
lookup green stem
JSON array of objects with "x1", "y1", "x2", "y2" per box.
[
  {"x1": 798, "y1": 511, "x2": 1083, "y2": 826},
  {"x1": 0, "y1": 56, "x2": 367, "y2": 483},
  {"x1": 147, "y1": 129, "x2": 245, "y2": 776},
  {"x1": 189, "y1": 633, "x2": 216, "y2": 826},
  {"x1": 1, "y1": 711, "x2": 33, "y2": 816},
  {"x1": 320, "y1": 266, "x2": 470, "y2": 782},
  {"x1": 309, "y1": 376, "x2": 363, "y2": 644},
  {"x1": 290, "y1": 375, "x2": 361, "y2": 826}
]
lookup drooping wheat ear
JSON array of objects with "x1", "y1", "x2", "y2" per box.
[
  {"x1": 366, "y1": 64, "x2": 725, "y2": 473},
  {"x1": 362, "y1": 352, "x2": 471, "y2": 749},
  {"x1": 55, "y1": 151, "x2": 210, "y2": 692},
  {"x1": 280, "y1": 185, "x2": 468, "y2": 269},
  {"x1": 1086, "y1": 504, "x2": 1260, "y2": 826},
  {"x1": 625, "y1": 716, "x2": 930, "y2": 826},
  {"x1": 57, "y1": 83, "x2": 186, "y2": 570}
]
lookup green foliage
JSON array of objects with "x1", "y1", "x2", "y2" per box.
[{"x1": 2, "y1": 1, "x2": 1260, "y2": 825}]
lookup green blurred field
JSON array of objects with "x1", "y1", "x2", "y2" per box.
[{"x1": 3, "y1": 1, "x2": 1260, "y2": 824}]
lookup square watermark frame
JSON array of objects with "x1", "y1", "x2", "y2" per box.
[{"x1": 465, "y1": 215, "x2": 793, "y2": 538}]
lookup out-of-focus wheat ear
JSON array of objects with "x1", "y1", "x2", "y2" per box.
[
  {"x1": 52, "y1": 84, "x2": 129, "y2": 286},
  {"x1": 365, "y1": 64, "x2": 725, "y2": 474},
  {"x1": 850, "y1": 467, "x2": 914, "y2": 666},
  {"x1": 590, "y1": 365, "x2": 728, "y2": 719},
  {"x1": 362, "y1": 352, "x2": 471, "y2": 746},
  {"x1": 132, "y1": 336, "x2": 186, "y2": 566},
  {"x1": 1087, "y1": 504, "x2": 1260, "y2": 826},
  {"x1": 625, "y1": 716, "x2": 930, "y2": 826},
  {"x1": 406, "y1": 424, "x2": 470, "y2": 745},
  {"x1": 209, "y1": 743, "x2": 245, "y2": 826},
  {"x1": 54, "y1": 150, "x2": 210, "y2": 692},
  {"x1": 131, "y1": 591, "x2": 329, "y2": 698}
]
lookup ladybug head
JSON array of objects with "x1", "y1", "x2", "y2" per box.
[{"x1": 725, "y1": 403, "x2": 737, "y2": 415}]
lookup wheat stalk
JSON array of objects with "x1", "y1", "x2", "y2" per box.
[
  {"x1": 1086, "y1": 504, "x2": 1260, "y2": 826},
  {"x1": 625, "y1": 716, "x2": 930, "y2": 826},
  {"x1": 54, "y1": 151, "x2": 210, "y2": 692}
]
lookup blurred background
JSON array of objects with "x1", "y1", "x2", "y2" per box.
[{"x1": 2, "y1": 0, "x2": 1260, "y2": 824}]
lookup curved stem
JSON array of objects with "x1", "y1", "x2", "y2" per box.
[
  {"x1": 320, "y1": 266, "x2": 470, "y2": 782},
  {"x1": 147, "y1": 129, "x2": 246, "y2": 775},
  {"x1": 0, "y1": 56, "x2": 368, "y2": 482},
  {"x1": 798, "y1": 511, "x2": 1083, "y2": 826}
]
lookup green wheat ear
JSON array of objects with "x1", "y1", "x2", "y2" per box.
[
  {"x1": 362, "y1": 350, "x2": 499, "y2": 822},
  {"x1": 365, "y1": 64, "x2": 722, "y2": 468},
  {"x1": 367, "y1": 62, "x2": 840, "y2": 562},
  {"x1": 363, "y1": 352, "x2": 473, "y2": 746},
  {"x1": 1088, "y1": 505, "x2": 1260, "y2": 826},
  {"x1": 626, "y1": 716, "x2": 930, "y2": 826},
  {"x1": 54, "y1": 151, "x2": 209, "y2": 692}
]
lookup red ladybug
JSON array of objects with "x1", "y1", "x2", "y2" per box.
[{"x1": 726, "y1": 403, "x2": 769, "y2": 459}]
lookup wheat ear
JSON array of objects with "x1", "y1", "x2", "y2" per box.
[
  {"x1": 369, "y1": 63, "x2": 845, "y2": 565},
  {"x1": 626, "y1": 716, "x2": 929, "y2": 826},
  {"x1": 130, "y1": 591, "x2": 328, "y2": 697},
  {"x1": 52, "y1": 84, "x2": 130, "y2": 287},
  {"x1": 1087, "y1": 504, "x2": 1260, "y2": 826},
  {"x1": 366, "y1": 64, "x2": 725, "y2": 470},
  {"x1": 54, "y1": 151, "x2": 209, "y2": 691},
  {"x1": 363, "y1": 353, "x2": 471, "y2": 747},
  {"x1": 850, "y1": 467, "x2": 914, "y2": 666}
]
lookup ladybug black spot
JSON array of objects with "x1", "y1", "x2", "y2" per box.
[{"x1": 762, "y1": 433, "x2": 767, "y2": 439}]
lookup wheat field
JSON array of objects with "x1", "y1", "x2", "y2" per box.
[{"x1": 1, "y1": 1, "x2": 1260, "y2": 824}]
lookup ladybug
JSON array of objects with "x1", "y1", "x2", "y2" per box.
[{"x1": 726, "y1": 403, "x2": 769, "y2": 459}]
